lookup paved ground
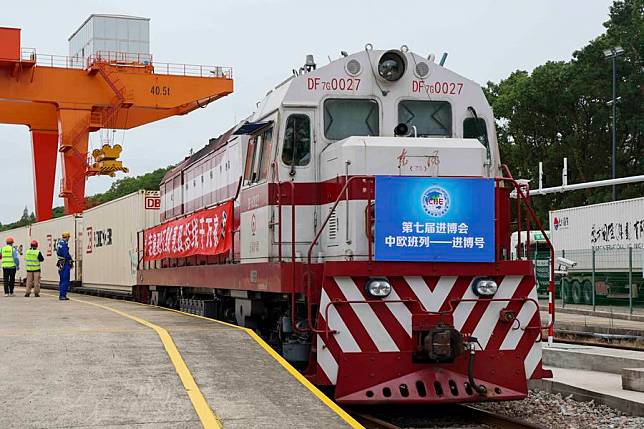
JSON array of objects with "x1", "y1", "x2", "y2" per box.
[{"x1": 0, "y1": 287, "x2": 351, "y2": 429}]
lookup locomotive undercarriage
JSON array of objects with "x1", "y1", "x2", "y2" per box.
[{"x1": 151, "y1": 286, "x2": 314, "y2": 368}]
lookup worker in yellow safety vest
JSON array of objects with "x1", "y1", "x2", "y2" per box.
[
  {"x1": 24, "y1": 240, "x2": 44, "y2": 297},
  {"x1": 2, "y1": 236, "x2": 20, "y2": 297}
]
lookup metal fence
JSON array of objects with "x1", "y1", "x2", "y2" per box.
[{"x1": 550, "y1": 247, "x2": 644, "y2": 313}]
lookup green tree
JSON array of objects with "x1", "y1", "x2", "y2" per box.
[
  {"x1": 486, "y1": 0, "x2": 643, "y2": 224},
  {"x1": 85, "y1": 166, "x2": 173, "y2": 208},
  {"x1": 49, "y1": 166, "x2": 173, "y2": 219}
]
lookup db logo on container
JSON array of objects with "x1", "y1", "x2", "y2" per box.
[{"x1": 145, "y1": 196, "x2": 161, "y2": 210}]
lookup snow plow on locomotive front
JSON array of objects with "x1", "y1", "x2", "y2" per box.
[{"x1": 136, "y1": 45, "x2": 555, "y2": 405}]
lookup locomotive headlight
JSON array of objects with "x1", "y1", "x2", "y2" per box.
[
  {"x1": 378, "y1": 50, "x2": 406, "y2": 82},
  {"x1": 473, "y1": 278, "x2": 498, "y2": 297},
  {"x1": 365, "y1": 278, "x2": 392, "y2": 298}
]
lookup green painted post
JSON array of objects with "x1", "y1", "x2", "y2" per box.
[
  {"x1": 629, "y1": 247, "x2": 633, "y2": 315},
  {"x1": 562, "y1": 249, "x2": 566, "y2": 309},
  {"x1": 592, "y1": 249, "x2": 596, "y2": 312}
]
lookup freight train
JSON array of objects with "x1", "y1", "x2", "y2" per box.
[
  {"x1": 3, "y1": 45, "x2": 554, "y2": 405},
  {"x1": 2, "y1": 191, "x2": 159, "y2": 291},
  {"x1": 135, "y1": 45, "x2": 554, "y2": 404}
]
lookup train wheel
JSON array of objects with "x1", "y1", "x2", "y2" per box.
[
  {"x1": 582, "y1": 280, "x2": 593, "y2": 304},
  {"x1": 571, "y1": 280, "x2": 582, "y2": 304}
]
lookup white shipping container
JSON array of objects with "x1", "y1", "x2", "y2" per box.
[
  {"x1": 0, "y1": 226, "x2": 30, "y2": 283},
  {"x1": 549, "y1": 197, "x2": 644, "y2": 272},
  {"x1": 81, "y1": 191, "x2": 160, "y2": 289},
  {"x1": 549, "y1": 197, "x2": 644, "y2": 250},
  {"x1": 30, "y1": 215, "x2": 82, "y2": 285}
]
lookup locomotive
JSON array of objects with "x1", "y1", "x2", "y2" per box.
[{"x1": 136, "y1": 45, "x2": 553, "y2": 404}]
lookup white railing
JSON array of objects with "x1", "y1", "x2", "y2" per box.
[{"x1": 19, "y1": 48, "x2": 233, "y2": 79}]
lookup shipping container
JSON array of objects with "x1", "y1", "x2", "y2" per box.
[
  {"x1": 549, "y1": 197, "x2": 644, "y2": 304},
  {"x1": 549, "y1": 197, "x2": 644, "y2": 254},
  {"x1": 81, "y1": 191, "x2": 160, "y2": 289},
  {"x1": 0, "y1": 225, "x2": 31, "y2": 284},
  {"x1": 29, "y1": 215, "x2": 82, "y2": 285}
]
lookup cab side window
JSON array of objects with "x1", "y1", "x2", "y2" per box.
[
  {"x1": 257, "y1": 128, "x2": 273, "y2": 181},
  {"x1": 282, "y1": 114, "x2": 311, "y2": 166},
  {"x1": 243, "y1": 126, "x2": 273, "y2": 185},
  {"x1": 463, "y1": 117, "x2": 488, "y2": 147}
]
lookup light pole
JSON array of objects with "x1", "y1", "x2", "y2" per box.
[{"x1": 603, "y1": 46, "x2": 624, "y2": 201}]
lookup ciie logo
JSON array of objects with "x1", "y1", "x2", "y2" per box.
[
  {"x1": 421, "y1": 186, "x2": 450, "y2": 217},
  {"x1": 553, "y1": 216, "x2": 569, "y2": 231}
]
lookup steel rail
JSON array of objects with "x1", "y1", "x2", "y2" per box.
[
  {"x1": 350, "y1": 405, "x2": 546, "y2": 429},
  {"x1": 457, "y1": 404, "x2": 548, "y2": 429},
  {"x1": 350, "y1": 412, "x2": 401, "y2": 429}
]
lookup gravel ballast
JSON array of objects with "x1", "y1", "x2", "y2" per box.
[{"x1": 477, "y1": 389, "x2": 644, "y2": 429}]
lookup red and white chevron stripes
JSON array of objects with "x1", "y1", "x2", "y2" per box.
[{"x1": 316, "y1": 274, "x2": 544, "y2": 388}]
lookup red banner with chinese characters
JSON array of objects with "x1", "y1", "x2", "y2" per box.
[{"x1": 143, "y1": 201, "x2": 233, "y2": 261}]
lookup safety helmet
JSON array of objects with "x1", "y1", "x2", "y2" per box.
[
  {"x1": 62, "y1": 232, "x2": 71, "y2": 239},
  {"x1": 31, "y1": 240, "x2": 38, "y2": 248},
  {"x1": 5, "y1": 236, "x2": 14, "y2": 244}
]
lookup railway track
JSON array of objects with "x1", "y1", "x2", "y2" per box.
[{"x1": 350, "y1": 404, "x2": 546, "y2": 429}]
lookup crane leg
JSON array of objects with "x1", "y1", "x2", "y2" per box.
[
  {"x1": 58, "y1": 109, "x2": 90, "y2": 215},
  {"x1": 31, "y1": 130, "x2": 58, "y2": 221}
]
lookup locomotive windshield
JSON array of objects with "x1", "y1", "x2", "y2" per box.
[
  {"x1": 398, "y1": 100, "x2": 452, "y2": 137},
  {"x1": 323, "y1": 98, "x2": 379, "y2": 140}
]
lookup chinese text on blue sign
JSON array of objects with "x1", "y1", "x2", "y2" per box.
[{"x1": 375, "y1": 177, "x2": 495, "y2": 262}]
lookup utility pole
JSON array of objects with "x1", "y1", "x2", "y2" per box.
[
  {"x1": 611, "y1": 54, "x2": 616, "y2": 201},
  {"x1": 603, "y1": 46, "x2": 624, "y2": 201}
]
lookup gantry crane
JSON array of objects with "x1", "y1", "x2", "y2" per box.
[{"x1": 0, "y1": 27, "x2": 233, "y2": 221}]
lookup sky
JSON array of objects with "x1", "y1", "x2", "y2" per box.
[{"x1": 0, "y1": 0, "x2": 614, "y2": 223}]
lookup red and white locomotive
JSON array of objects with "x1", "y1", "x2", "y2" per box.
[{"x1": 137, "y1": 45, "x2": 554, "y2": 404}]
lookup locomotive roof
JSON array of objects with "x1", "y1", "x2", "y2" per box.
[{"x1": 161, "y1": 46, "x2": 496, "y2": 183}]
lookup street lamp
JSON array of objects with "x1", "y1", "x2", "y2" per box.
[{"x1": 603, "y1": 46, "x2": 624, "y2": 201}]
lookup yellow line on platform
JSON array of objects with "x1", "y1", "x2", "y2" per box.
[
  {"x1": 46, "y1": 294, "x2": 222, "y2": 429},
  {"x1": 154, "y1": 306, "x2": 364, "y2": 429}
]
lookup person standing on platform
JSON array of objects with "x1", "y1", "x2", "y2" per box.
[
  {"x1": 2, "y1": 236, "x2": 19, "y2": 297},
  {"x1": 24, "y1": 240, "x2": 44, "y2": 297},
  {"x1": 56, "y1": 232, "x2": 73, "y2": 301}
]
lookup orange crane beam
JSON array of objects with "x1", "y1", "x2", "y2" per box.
[{"x1": 0, "y1": 27, "x2": 233, "y2": 221}]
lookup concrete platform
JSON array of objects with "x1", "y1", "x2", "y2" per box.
[
  {"x1": 542, "y1": 343, "x2": 644, "y2": 373},
  {"x1": 531, "y1": 343, "x2": 644, "y2": 416},
  {"x1": 0, "y1": 287, "x2": 355, "y2": 429},
  {"x1": 622, "y1": 368, "x2": 644, "y2": 392},
  {"x1": 531, "y1": 368, "x2": 644, "y2": 416}
]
